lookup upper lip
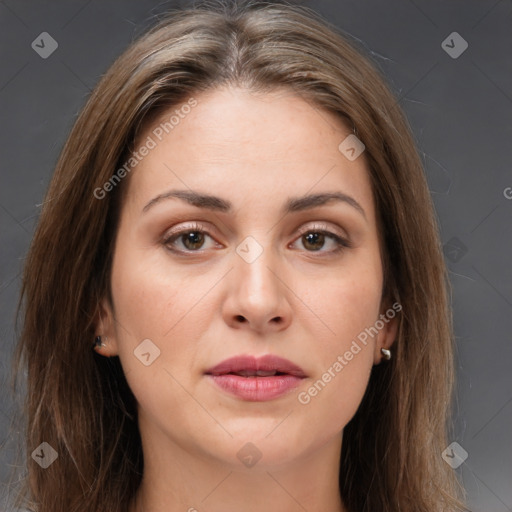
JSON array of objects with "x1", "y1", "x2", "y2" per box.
[{"x1": 205, "y1": 354, "x2": 307, "y2": 378}]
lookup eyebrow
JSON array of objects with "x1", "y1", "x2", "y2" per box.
[
  {"x1": 142, "y1": 189, "x2": 231, "y2": 213},
  {"x1": 285, "y1": 192, "x2": 366, "y2": 220},
  {"x1": 142, "y1": 189, "x2": 367, "y2": 220}
]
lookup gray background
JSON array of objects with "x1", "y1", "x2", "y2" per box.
[{"x1": 1, "y1": 0, "x2": 511, "y2": 511}]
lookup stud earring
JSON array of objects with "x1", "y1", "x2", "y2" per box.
[
  {"x1": 380, "y1": 348, "x2": 391, "y2": 361},
  {"x1": 94, "y1": 335, "x2": 107, "y2": 349}
]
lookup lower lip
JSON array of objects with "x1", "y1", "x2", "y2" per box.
[{"x1": 207, "y1": 374, "x2": 303, "y2": 401}]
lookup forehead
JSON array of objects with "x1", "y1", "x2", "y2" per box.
[{"x1": 126, "y1": 86, "x2": 375, "y2": 219}]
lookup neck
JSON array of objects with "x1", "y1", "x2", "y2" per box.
[{"x1": 130, "y1": 416, "x2": 346, "y2": 512}]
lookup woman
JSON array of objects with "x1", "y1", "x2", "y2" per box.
[{"x1": 12, "y1": 1, "x2": 467, "y2": 511}]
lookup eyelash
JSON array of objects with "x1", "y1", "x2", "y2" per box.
[
  {"x1": 294, "y1": 224, "x2": 351, "y2": 254},
  {"x1": 162, "y1": 222, "x2": 351, "y2": 255}
]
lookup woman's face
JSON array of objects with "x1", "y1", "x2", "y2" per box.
[{"x1": 100, "y1": 86, "x2": 397, "y2": 470}]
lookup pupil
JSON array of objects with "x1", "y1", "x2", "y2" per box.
[
  {"x1": 183, "y1": 232, "x2": 204, "y2": 250},
  {"x1": 304, "y1": 232, "x2": 324, "y2": 251}
]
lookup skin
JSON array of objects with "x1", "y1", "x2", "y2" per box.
[{"x1": 96, "y1": 86, "x2": 398, "y2": 512}]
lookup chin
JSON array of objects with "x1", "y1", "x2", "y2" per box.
[{"x1": 199, "y1": 422, "x2": 320, "y2": 469}]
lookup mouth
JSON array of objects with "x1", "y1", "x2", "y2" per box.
[
  {"x1": 205, "y1": 354, "x2": 307, "y2": 378},
  {"x1": 205, "y1": 354, "x2": 307, "y2": 401}
]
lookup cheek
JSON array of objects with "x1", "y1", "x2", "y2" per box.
[
  {"x1": 109, "y1": 242, "x2": 222, "y2": 378},
  {"x1": 298, "y1": 256, "x2": 383, "y2": 346},
  {"x1": 111, "y1": 259, "x2": 177, "y2": 337},
  {"x1": 110, "y1": 241, "x2": 205, "y2": 335},
  {"x1": 292, "y1": 254, "x2": 382, "y2": 432},
  {"x1": 296, "y1": 285, "x2": 378, "y2": 441},
  {"x1": 109, "y1": 248, "x2": 207, "y2": 410}
]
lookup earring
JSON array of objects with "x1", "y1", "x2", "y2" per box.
[
  {"x1": 94, "y1": 335, "x2": 107, "y2": 349},
  {"x1": 380, "y1": 348, "x2": 391, "y2": 361}
]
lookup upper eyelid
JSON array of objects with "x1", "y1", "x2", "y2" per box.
[
  {"x1": 162, "y1": 221, "x2": 209, "y2": 238},
  {"x1": 295, "y1": 222, "x2": 347, "y2": 238},
  {"x1": 163, "y1": 221, "x2": 346, "y2": 239}
]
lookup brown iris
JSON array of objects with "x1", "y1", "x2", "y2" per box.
[
  {"x1": 302, "y1": 232, "x2": 325, "y2": 251},
  {"x1": 182, "y1": 232, "x2": 205, "y2": 250}
]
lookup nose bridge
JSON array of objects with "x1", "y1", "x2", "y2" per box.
[
  {"x1": 234, "y1": 234, "x2": 280, "y2": 299},
  {"x1": 225, "y1": 233, "x2": 292, "y2": 331}
]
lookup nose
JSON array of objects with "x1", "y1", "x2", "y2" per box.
[{"x1": 222, "y1": 241, "x2": 293, "y2": 334}]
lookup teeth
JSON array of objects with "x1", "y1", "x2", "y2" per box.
[{"x1": 234, "y1": 370, "x2": 278, "y2": 377}]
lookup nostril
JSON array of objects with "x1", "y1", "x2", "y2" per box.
[{"x1": 235, "y1": 315, "x2": 246, "y2": 323}]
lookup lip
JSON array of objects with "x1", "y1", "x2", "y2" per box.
[{"x1": 205, "y1": 354, "x2": 307, "y2": 402}]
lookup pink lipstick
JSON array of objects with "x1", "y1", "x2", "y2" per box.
[{"x1": 205, "y1": 354, "x2": 306, "y2": 401}]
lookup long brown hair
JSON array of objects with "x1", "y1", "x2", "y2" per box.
[{"x1": 10, "y1": 1, "x2": 466, "y2": 511}]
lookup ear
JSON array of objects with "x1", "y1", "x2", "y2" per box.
[
  {"x1": 373, "y1": 300, "x2": 401, "y2": 365},
  {"x1": 93, "y1": 296, "x2": 120, "y2": 358}
]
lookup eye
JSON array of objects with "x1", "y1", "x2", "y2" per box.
[
  {"x1": 291, "y1": 224, "x2": 351, "y2": 254},
  {"x1": 162, "y1": 223, "x2": 218, "y2": 253}
]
